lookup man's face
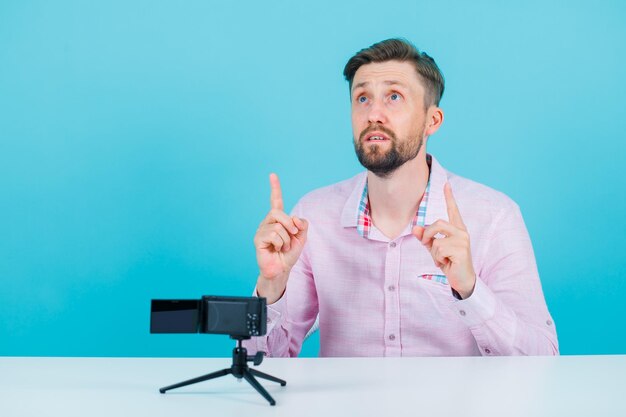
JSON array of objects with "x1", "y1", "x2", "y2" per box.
[{"x1": 351, "y1": 60, "x2": 430, "y2": 177}]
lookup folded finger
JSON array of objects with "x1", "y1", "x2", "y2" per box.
[
  {"x1": 270, "y1": 223, "x2": 292, "y2": 251},
  {"x1": 265, "y1": 209, "x2": 299, "y2": 235},
  {"x1": 258, "y1": 223, "x2": 292, "y2": 252},
  {"x1": 421, "y1": 220, "x2": 458, "y2": 244},
  {"x1": 269, "y1": 232, "x2": 285, "y2": 252}
]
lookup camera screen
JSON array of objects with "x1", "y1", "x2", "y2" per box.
[
  {"x1": 150, "y1": 300, "x2": 199, "y2": 333},
  {"x1": 205, "y1": 300, "x2": 249, "y2": 335}
]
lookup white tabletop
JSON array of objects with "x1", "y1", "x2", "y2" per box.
[{"x1": 1, "y1": 355, "x2": 625, "y2": 417}]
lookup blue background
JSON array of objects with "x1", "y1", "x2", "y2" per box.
[{"x1": 1, "y1": 0, "x2": 625, "y2": 357}]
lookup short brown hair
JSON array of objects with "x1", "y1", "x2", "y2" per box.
[{"x1": 343, "y1": 38, "x2": 445, "y2": 107}]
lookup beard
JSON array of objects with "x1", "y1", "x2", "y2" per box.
[{"x1": 354, "y1": 124, "x2": 425, "y2": 178}]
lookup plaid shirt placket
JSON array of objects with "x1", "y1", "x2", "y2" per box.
[
  {"x1": 412, "y1": 180, "x2": 430, "y2": 228},
  {"x1": 356, "y1": 177, "x2": 431, "y2": 238},
  {"x1": 357, "y1": 184, "x2": 372, "y2": 238}
]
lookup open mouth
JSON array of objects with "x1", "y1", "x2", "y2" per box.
[{"x1": 364, "y1": 132, "x2": 391, "y2": 142}]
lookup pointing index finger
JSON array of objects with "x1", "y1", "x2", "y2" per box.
[
  {"x1": 269, "y1": 173, "x2": 284, "y2": 211},
  {"x1": 444, "y1": 182, "x2": 465, "y2": 228}
]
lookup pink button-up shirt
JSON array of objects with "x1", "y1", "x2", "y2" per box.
[{"x1": 244, "y1": 155, "x2": 559, "y2": 357}]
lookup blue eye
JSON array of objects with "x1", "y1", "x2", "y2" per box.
[
  {"x1": 390, "y1": 93, "x2": 400, "y2": 101},
  {"x1": 358, "y1": 96, "x2": 367, "y2": 103}
]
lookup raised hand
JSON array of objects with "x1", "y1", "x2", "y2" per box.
[
  {"x1": 412, "y1": 182, "x2": 477, "y2": 299},
  {"x1": 253, "y1": 173, "x2": 308, "y2": 304}
]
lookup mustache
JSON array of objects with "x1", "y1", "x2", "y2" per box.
[{"x1": 359, "y1": 124, "x2": 397, "y2": 142}]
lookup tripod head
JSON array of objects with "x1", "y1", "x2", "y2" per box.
[{"x1": 231, "y1": 336, "x2": 265, "y2": 366}]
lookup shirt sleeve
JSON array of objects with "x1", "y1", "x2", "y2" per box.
[
  {"x1": 447, "y1": 201, "x2": 559, "y2": 356},
  {"x1": 241, "y1": 203, "x2": 319, "y2": 357}
]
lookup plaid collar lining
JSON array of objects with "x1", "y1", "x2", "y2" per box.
[{"x1": 357, "y1": 156, "x2": 432, "y2": 238}]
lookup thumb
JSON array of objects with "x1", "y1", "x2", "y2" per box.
[
  {"x1": 412, "y1": 225, "x2": 424, "y2": 240},
  {"x1": 293, "y1": 216, "x2": 309, "y2": 239}
]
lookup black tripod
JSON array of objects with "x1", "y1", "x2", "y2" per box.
[{"x1": 159, "y1": 338, "x2": 287, "y2": 406}]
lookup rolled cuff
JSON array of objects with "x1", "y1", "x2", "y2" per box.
[
  {"x1": 249, "y1": 287, "x2": 288, "y2": 354},
  {"x1": 447, "y1": 277, "x2": 497, "y2": 328}
]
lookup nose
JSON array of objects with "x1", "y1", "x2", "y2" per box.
[{"x1": 366, "y1": 98, "x2": 387, "y2": 125}]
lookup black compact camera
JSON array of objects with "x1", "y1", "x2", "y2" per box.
[
  {"x1": 150, "y1": 295, "x2": 285, "y2": 406},
  {"x1": 150, "y1": 295, "x2": 267, "y2": 338}
]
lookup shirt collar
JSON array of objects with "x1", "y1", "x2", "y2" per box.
[{"x1": 340, "y1": 153, "x2": 449, "y2": 231}]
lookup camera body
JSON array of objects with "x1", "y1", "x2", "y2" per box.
[{"x1": 150, "y1": 295, "x2": 267, "y2": 338}]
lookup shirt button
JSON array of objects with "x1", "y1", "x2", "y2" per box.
[
  {"x1": 484, "y1": 348, "x2": 491, "y2": 354},
  {"x1": 459, "y1": 310, "x2": 466, "y2": 316},
  {"x1": 388, "y1": 334, "x2": 396, "y2": 341},
  {"x1": 546, "y1": 320, "x2": 553, "y2": 326},
  {"x1": 389, "y1": 242, "x2": 397, "y2": 248},
  {"x1": 388, "y1": 285, "x2": 396, "y2": 291}
]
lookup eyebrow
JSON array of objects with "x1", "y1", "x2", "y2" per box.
[{"x1": 352, "y1": 80, "x2": 408, "y2": 91}]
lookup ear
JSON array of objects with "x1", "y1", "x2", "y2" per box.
[{"x1": 424, "y1": 106, "x2": 444, "y2": 136}]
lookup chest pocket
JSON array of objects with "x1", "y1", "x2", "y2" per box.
[
  {"x1": 415, "y1": 272, "x2": 456, "y2": 307},
  {"x1": 418, "y1": 273, "x2": 449, "y2": 286}
]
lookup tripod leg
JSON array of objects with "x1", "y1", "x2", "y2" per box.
[
  {"x1": 159, "y1": 368, "x2": 231, "y2": 393},
  {"x1": 242, "y1": 369, "x2": 277, "y2": 406},
  {"x1": 249, "y1": 368, "x2": 287, "y2": 386}
]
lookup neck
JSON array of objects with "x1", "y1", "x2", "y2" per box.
[{"x1": 367, "y1": 150, "x2": 430, "y2": 239}]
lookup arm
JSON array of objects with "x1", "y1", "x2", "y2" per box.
[
  {"x1": 450, "y1": 201, "x2": 559, "y2": 355},
  {"x1": 413, "y1": 182, "x2": 559, "y2": 356},
  {"x1": 245, "y1": 239, "x2": 318, "y2": 357},
  {"x1": 242, "y1": 174, "x2": 317, "y2": 357}
]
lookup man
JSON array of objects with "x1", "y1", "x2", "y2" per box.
[{"x1": 244, "y1": 38, "x2": 558, "y2": 357}]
